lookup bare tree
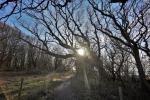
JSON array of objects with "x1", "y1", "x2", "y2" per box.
[
  {"x1": 104, "y1": 38, "x2": 130, "y2": 83},
  {"x1": 0, "y1": 0, "x2": 73, "y2": 21},
  {"x1": 0, "y1": 22, "x2": 54, "y2": 72},
  {"x1": 88, "y1": 0, "x2": 150, "y2": 90}
]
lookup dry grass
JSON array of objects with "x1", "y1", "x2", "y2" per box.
[{"x1": 0, "y1": 71, "x2": 73, "y2": 100}]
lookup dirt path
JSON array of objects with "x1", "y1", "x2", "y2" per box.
[{"x1": 54, "y1": 79, "x2": 78, "y2": 100}]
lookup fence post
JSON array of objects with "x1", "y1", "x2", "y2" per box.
[
  {"x1": 118, "y1": 86, "x2": 123, "y2": 100},
  {"x1": 18, "y1": 78, "x2": 24, "y2": 100}
]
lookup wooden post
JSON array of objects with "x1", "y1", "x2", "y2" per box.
[
  {"x1": 118, "y1": 86, "x2": 123, "y2": 100},
  {"x1": 18, "y1": 78, "x2": 24, "y2": 100}
]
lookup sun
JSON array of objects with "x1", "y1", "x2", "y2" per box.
[{"x1": 77, "y1": 48, "x2": 85, "y2": 56}]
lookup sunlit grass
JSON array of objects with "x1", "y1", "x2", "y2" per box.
[{"x1": 0, "y1": 72, "x2": 73, "y2": 99}]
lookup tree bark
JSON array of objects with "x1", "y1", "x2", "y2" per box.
[{"x1": 132, "y1": 45, "x2": 147, "y2": 90}]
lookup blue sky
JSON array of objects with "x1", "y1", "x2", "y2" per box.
[{"x1": 0, "y1": 0, "x2": 144, "y2": 36}]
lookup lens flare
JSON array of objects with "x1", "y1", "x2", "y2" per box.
[{"x1": 77, "y1": 48, "x2": 85, "y2": 56}]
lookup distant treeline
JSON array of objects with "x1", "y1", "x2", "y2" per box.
[{"x1": 0, "y1": 23, "x2": 72, "y2": 73}]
